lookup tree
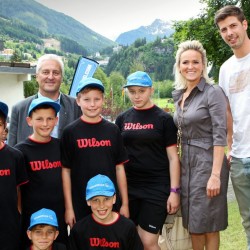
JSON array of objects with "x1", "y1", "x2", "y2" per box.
[
  {"x1": 63, "y1": 66, "x2": 75, "y2": 86},
  {"x1": 11, "y1": 49, "x2": 22, "y2": 62},
  {"x1": 23, "y1": 77, "x2": 38, "y2": 97},
  {"x1": 100, "y1": 46, "x2": 114, "y2": 56},
  {"x1": 93, "y1": 67, "x2": 108, "y2": 88},
  {"x1": 154, "y1": 80, "x2": 174, "y2": 99},
  {"x1": 105, "y1": 37, "x2": 175, "y2": 81},
  {"x1": 103, "y1": 71, "x2": 130, "y2": 120},
  {"x1": 60, "y1": 37, "x2": 87, "y2": 55},
  {"x1": 134, "y1": 38, "x2": 147, "y2": 48},
  {"x1": 129, "y1": 60, "x2": 145, "y2": 74}
]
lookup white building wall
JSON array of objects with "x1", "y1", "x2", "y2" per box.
[{"x1": 0, "y1": 73, "x2": 31, "y2": 115}]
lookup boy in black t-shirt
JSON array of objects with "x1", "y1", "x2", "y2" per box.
[
  {"x1": 0, "y1": 101, "x2": 28, "y2": 250},
  {"x1": 15, "y1": 97, "x2": 68, "y2": 249},
  {"x1": 61, "y1": 77, "x2": 129, "y2": 228},
  {"x1": 69, "y1": 174, "x2": 143, "y2": 250},
  {"x1": 115, "y1": 71, "x2": 180, "y2": 249},
  {"x1": 26, "y1": 208, "x2": 66, "y2": 250}
]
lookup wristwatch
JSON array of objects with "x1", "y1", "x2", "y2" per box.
[{"x1": 170, "y1": 187, "x2": 181, "y2": 194}]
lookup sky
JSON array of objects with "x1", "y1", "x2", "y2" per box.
[{"x1": 35, "y1": 0, "x2": 205, "y2": 41}]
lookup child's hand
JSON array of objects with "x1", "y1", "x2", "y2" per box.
[
  {"x1": 167, "y1": 192, "x2": 180, "y2": 214},
  {"x1": 65, "y1": 208, "x2": 76, "y2": 229},
  {"x1": 120, "y1": 204, "x2": 130, "y2": 218}
]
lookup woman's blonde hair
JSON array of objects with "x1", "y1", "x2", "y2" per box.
[{"x1": 173, "y1": 40, "x2": 211, "y2": 90}]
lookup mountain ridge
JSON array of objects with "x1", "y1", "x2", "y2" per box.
[{"x1": 115, "y1": 19, "x2": 174, "y2": 46}]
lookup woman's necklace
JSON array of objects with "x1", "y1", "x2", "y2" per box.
[{"x1": 177, "y1": 88, "x2": 199, "y2": 157}]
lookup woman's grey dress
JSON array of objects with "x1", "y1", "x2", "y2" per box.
[{"x1": 172, "y1": 78, "x2": 229, "y2": 233}]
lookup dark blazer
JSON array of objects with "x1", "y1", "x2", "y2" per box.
[{"x1": 8, "y1": 93, "x2": 81, "y2": 146}]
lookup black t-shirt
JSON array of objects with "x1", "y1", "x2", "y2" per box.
[
  {"x1": 61, "y1": 118, "x2": 128, "y2": 221},
  {"x1": 69, "y1": 213, "x2": 143, "y2": 250},
  {"x1": 115, "y1": 106, "x2": 177, "y2": 202},
  {"x1": 15, "y1": 137, "x2": 67, "y2": 246},
  {"x1": 15, "y1": 137, "x2": 64, "y2": 213},
  {"x1": 0, "y1": 144, "x2": 28, "y2": 249},
  {"x1": 26, "y1": 242, "x2": 67, "y2": 250}
]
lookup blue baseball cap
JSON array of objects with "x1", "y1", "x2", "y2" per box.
[
  {"x1": 28, "y1": 208, "x2": 58, "y2": 230},
  {"x1": 123, "y1": 71, "x2": 152, "y2": 88},
  {"x1": 0, "y1": 101, "x2": 8, "y2": 119},
  {"x1": 86, "y1": 174, "x2": 115, "y2": 200},
  {"x1": 76, "y1": 77, "x2": 104, "y2": 95},
  {"x1": 28, "y1": 97, "x2": 60, "y2": 116}
]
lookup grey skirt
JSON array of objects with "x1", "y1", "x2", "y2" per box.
[{"x1": 180, "y1": 143, "x2": 229, "y2": 233}]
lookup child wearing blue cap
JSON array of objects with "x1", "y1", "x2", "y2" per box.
[
  {"x1": 27, "y1": 208, "x2": 66, "y2": 250},
  {"x1": 61, "y1": 77, "x2": 129, "y2": 228},
  {"x1": 15, "y1": 97, "x2": 68, "y2": 249},
  {"x1": 115, "y1": 71, "x2": 180, "y2": 249},
  {"x1": 69, "y1": 174, "x2": 143, "y2": 250},
  {"x1": 0, "y1": 101, "x2": 28, "y2": 249},
  {"x1": 0, "y1": 101, "x2": 8, "y2": 145}
]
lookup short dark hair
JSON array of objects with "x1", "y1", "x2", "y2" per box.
[
  {"x1": 214, "y1": 5, "x2": 246, "y2": 26},
  {"x1": 0, "y1": 111, "x2": 6, "y2": 124}
]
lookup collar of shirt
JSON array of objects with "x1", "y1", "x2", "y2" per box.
[
  {"x1": 37, "y1": 92, "x2": 61, "y2": 104},
  {"x1": 37, "y1": 92, "x2": 60, "y2": 138}
]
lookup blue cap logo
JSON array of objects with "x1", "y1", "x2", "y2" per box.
[
  {"x1": 76, "y1": 77, "x2": 104, "y2": 95},
  {"x1": 28, "y1": 208, "x2": 58, "y2": 230},
  {"x1": 86, "y1": 174, "x2": 115, "y2": 200},
  {"x1": 124, "y1": 71, "x2": 152, "y2": 88},
  {"x1": 28, "y1": 97, "x2": 60, "y2": 116}
]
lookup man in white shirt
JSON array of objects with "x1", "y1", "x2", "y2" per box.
[{"x1": 215, "y1": 5, "x2": 250, "y2": 249}]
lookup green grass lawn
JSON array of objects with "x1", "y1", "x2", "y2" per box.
[{"x1": 220, "y1": 200, "x2": 247, "y2": 250}]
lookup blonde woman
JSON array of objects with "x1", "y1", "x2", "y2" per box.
[{"x1": 172, "y1": 40, "x2": 229, "y2": 250}]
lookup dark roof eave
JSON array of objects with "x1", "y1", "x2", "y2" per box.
[{"x1": 0, "y1": 66, "x2": 36, "y2": 75}]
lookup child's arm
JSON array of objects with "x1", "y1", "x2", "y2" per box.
[
  {"x1": 166, "y1": 145, "x2": 180, "y2": 214},
  {"x1": 116, "y1": 164, "x2": 129, "y2": 218},
  {"x1": 62, "y1": 167, "x2": 76, "y2": 228},
  {"x1": 17, "y1": 187, "x2": 21, "y2": 214}
]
